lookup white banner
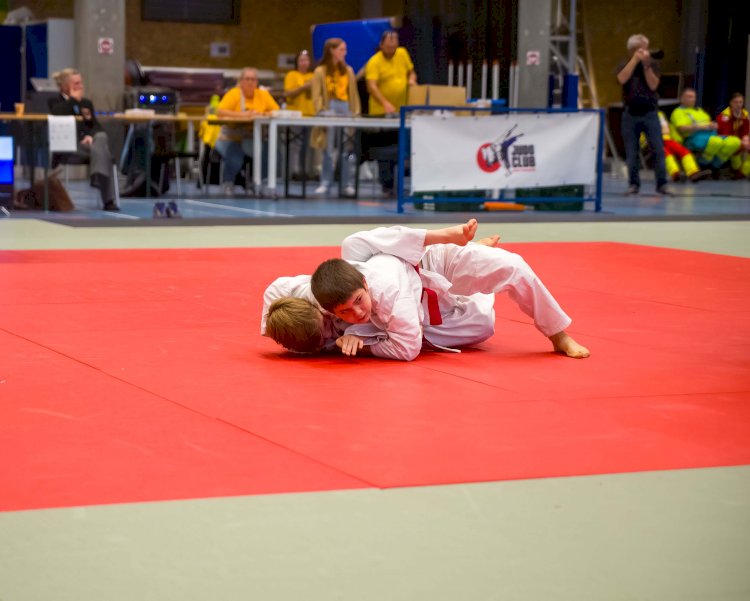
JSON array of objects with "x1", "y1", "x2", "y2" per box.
[{"x1": 410, "y1": 112, "x2": 599, "y2": 193}]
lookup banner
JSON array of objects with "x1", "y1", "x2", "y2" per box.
[{"x1": 410, "y1": 112, "x2": 600, "y2": 193}]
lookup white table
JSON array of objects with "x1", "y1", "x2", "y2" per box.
[{"x1": 252, "y1": 115, "x2": 401, "y2": 192}]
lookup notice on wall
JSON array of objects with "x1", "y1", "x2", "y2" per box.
[
  {"x1": 97, "y1": 37, "x2": 114, "y2": 55},
  {"x1": 526, "y1": 50, "x2": 541, "y2": 66},
  {"x1": 210, "y1": 42, "x2": 231, "y2": 58}
]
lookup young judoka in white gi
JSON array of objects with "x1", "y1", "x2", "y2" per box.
[
  {"x1": 262, "y1": 221, "x2": 500, "y2": 353},
  {"x1": 262, "y1": 276, "x2": 346, "y2": 353},
  {"x1": 264, "y1": 220, "x2": 589, "y2": 360},
  {"x1": 310, "y1": 219, "x2": 590, "y2": 361}
]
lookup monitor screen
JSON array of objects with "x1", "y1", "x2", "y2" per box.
[{"x1": 0, "y1": 137, "x2": 14, "y2": 185}]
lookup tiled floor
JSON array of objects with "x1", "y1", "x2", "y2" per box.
[{"x1": 4, "y1": 167, "x2": 750, "y2": 222}]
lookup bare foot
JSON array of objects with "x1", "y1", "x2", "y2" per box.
[
  {"x1": 477, "y1": 234, "x2": 501, "y2": 247},
  {"x1": 444, "y1": 219, "x2": 478, "y2": 246},
  {"x1": 549, "y1": 331, "x2": 590, "y2": 358},
  {"x1": 425, "y1": 219, "x2": 480, "y2": 247}
]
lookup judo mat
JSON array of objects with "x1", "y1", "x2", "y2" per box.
[{"x1": 1, "y1": 242, "x2": 749, "y2": 511}]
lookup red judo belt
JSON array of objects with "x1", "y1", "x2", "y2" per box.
[{"x1": 414, "y1": 265, "x2": 443, "y2": 326}]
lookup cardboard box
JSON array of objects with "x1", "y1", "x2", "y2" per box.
[{"x1": 407, "y1": 85, "x2": 466, "y2": 107}]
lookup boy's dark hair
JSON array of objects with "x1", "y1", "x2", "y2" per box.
[
  {"x1": 266, "y1": 297, "x2": 324, "y2": 353},
  {"x1": 311, "y1": 258, "x2": 365, "y2": 312}
]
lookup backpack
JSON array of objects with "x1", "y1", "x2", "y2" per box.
[{"x1": 14, "y1": 177, "x2": 75, "y2": 212}]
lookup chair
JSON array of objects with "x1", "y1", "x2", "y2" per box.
[{"x1": 199, "y1": 143, "x2": 254, "y2": 197}]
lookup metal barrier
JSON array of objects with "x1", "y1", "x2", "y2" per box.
[{"x1": 396, "y1": 106, "x2": 605, "y2": 213}]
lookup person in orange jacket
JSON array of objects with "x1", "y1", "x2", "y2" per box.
[{"x1": 717, "y1": 92, "x2": 750, "y2": 179}]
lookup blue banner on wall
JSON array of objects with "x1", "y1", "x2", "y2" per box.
[{"x1": 312, "y1": 18, "x2": 395, "y2": 73}]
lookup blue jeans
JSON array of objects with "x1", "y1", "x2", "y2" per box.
[
  {"x1": 214, "y1": 137, "x2": 275, "y2": 185},
  {"x1": 621, "y1": 109, "x2": 667, "y2": 188},
  {"x1": 321, "y1": 99, "x2": 355, "y2": 188}
]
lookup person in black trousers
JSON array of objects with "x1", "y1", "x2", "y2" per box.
[
  {"x1": 616, "y1": 34, "x2": 669, "y2": 196},
  {"x1": 50, "y1": 68, "x2": 119, "y2": 211}
]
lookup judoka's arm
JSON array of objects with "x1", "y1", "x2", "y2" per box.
[
  {"x1": 341, "y1": 226, "x2": 427, "y2": 265},
  {"x1": 341, "y1": 220, "x2": 481, "y2": 264},
  {"x1": 345, "y1": 295, "x2": 423, "y2": 361}
]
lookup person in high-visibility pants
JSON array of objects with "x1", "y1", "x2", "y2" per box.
[
  {"x1": 717, "y1": 92, "x2": 750, "y2": 179},
  {"x1": 642, "y1": 111, "x2": 710, "y2": 182},
  {"x1": 670, "y1": 88, "x2": 741, "y2": 170}
]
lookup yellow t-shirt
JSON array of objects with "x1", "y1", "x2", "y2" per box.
[
  {"x1": 218, "y1": 86, "x2": 280, "y2": 115},
  {"x1": 284, "y1": 70, "x2": 314, "y2": 116},
  {"x1": 217, "y1": 86, "x2": 280, "y2": 140},
  {"x1": 325, "y1": 70, "x2": 349, "y2": 102},
  {"x1": 365, "y1": 47, "x2": 414, "y2": 115}
]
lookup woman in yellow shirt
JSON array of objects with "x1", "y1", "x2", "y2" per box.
[
  {"x1": 284, "y1": 51, "x2": 314, "y2": 180},
  {"x1": 284, "y1": 50, "x2": 314, "y2": 116},
  {"x1": 310, "y1": 38, "x2": 361, "y2": 195},
  {"x1": 215, "y1": 67, "x2": 279, "y2": 196}
]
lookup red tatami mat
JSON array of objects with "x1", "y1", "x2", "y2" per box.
[
  {"x1": 1, "y1": 243, "x2": 749, "y2": 511},
  {"x1": 0, "y1": 330, "x2": 369, "y2": 511}
]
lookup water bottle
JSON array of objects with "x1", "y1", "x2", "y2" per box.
[{"x1": 208, "y1": 94, "x2": 220, "y2": 115}]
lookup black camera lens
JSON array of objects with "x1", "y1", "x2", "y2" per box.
[{"x1": 650, "y1": 49, "x2": 664, "y2": 60}]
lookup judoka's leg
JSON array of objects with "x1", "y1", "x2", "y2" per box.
[
  {"x1": 421, "y1": 242, "x2": 589, "y2": 358},
  {"x1": 87, "y1": 132, "x2": 115, "y2": 206}
]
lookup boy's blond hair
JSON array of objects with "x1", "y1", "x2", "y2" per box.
[{"x1": 265, "y1": 297, "x2": 324, "y2": 353}]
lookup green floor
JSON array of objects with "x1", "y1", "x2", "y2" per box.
[{"x1": 1, "y1": 218, "x2": 749, "y2": 601}]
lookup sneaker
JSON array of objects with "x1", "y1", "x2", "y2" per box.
[
  {"x1": 656, "y1": 185, "x2": 673, "y2": 196},
  {"x1": 689, "y1": 169, "x2": 712, "y2": 182},
  {"x1": 344, "y1": 185, "x2": 356, "y2": 196},
  {"x1": 626, "y1": 185, "x2": 639, "y2": 195},
  {"x1": 222, "y1": 183, "x2": 235, "y2": 197},
  {"x1": 314, "y1": 185, "x2": 329, "y2": 195},
  {"x1": 152, "y1": 202, "x2": 167, "y2": 218},
  {"x1": 103, "y1": 201, "x2": 120, "y2": 212},
  {"x1": 166, "y1": 201, "x2": 182, "y2": 218}
]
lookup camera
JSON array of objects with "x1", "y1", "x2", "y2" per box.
[{"x1": 649, "y1": 49, "x2": 664, "y2": 60}]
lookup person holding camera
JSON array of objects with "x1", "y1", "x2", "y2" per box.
[{"x1": 616, "y1": 34, "x2": 669, "y2": 195}]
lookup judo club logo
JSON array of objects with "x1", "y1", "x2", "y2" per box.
[{"x1": 476, "y1": 124, "x2": 536, "y2": 175}]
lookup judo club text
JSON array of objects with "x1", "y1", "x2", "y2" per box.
[{"x1": 476, "y1": 125, "x2": 537, "y2": 175}]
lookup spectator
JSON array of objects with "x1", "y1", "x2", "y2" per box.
[
  {"x1": 717, "y1": 92, "x2": 750, "y2": 179},
  {"x1": 283, "y1": 50, "x2": 315, "y2": 180},
  {"x1": 215, "y1": 67, "x2": 279, "y2": 196},
  {"x1": 616, "y1": 34, "x2": 669, "y2": 195},
  {"x1": 50, "y1": 68, "x2": 119, "y2": 211},
  {"x1": 670, "y1": 88, "x2": 740, "y2": 173},
  {"x1": 364, "y1": 30, "x2": 417, "y2": 196},
  {"x1": 641, "y1": 111, "x2": 710, "y2": 182},
  {"x1": 310, "y1": 38, "x2": 361, "y2": 196}
]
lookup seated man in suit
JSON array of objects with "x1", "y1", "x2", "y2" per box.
[{"x1": 50, "y1": 68, "x2": 119, "y2": 211}]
